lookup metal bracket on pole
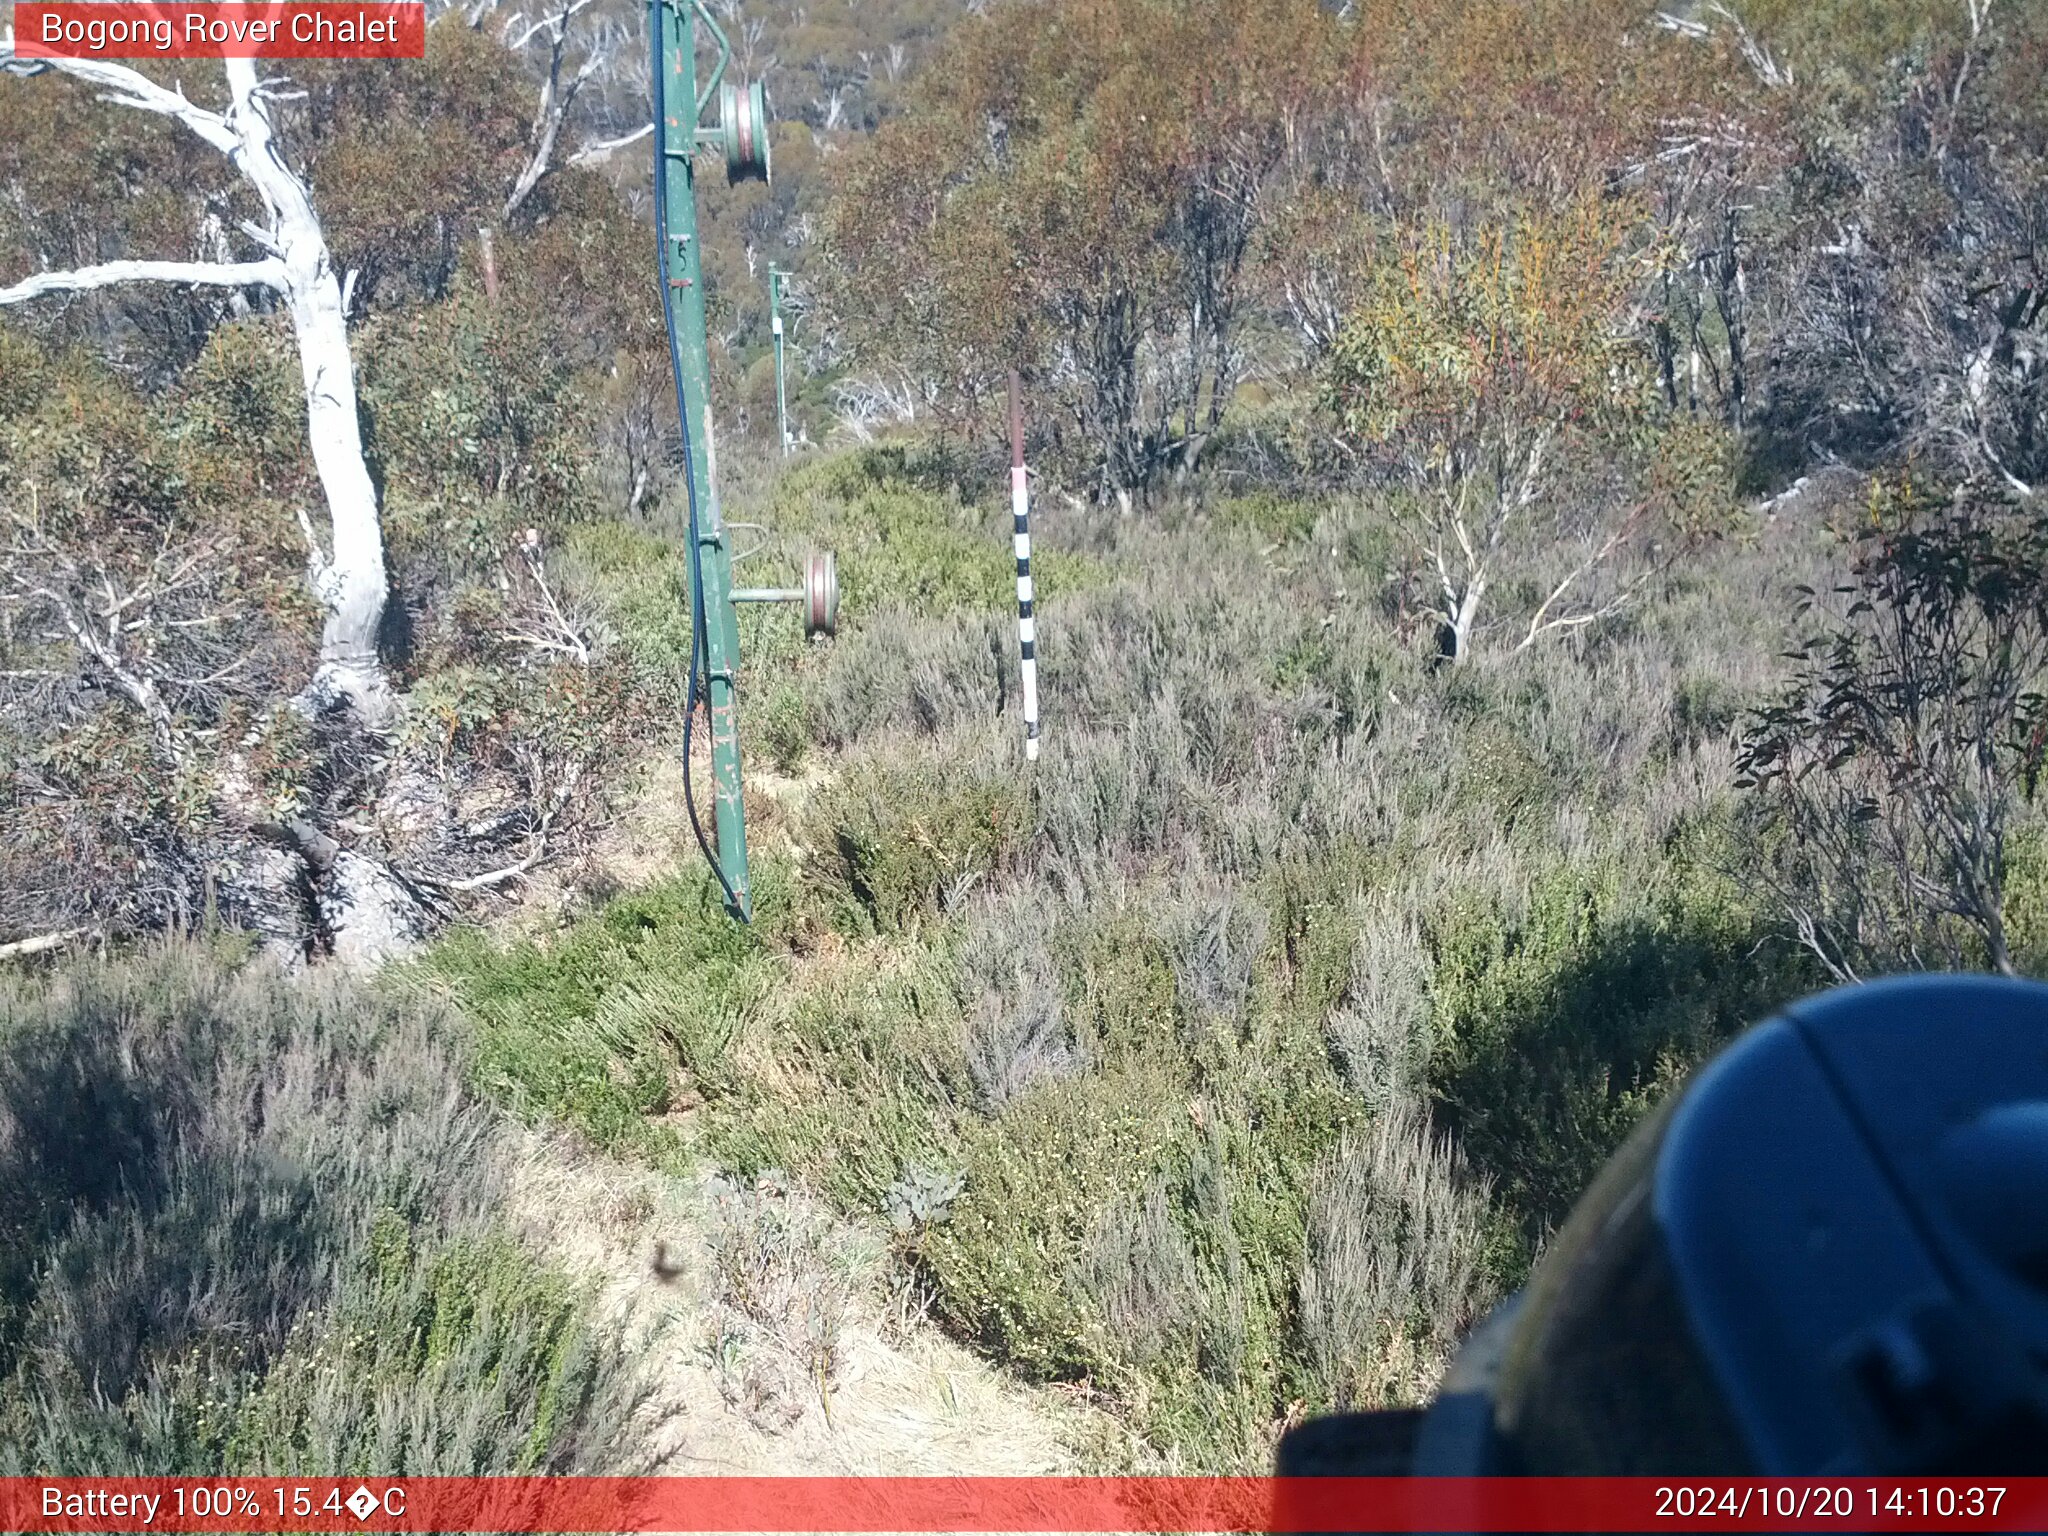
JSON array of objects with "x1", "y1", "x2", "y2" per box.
[
  {"x1": 734, "y1": 552, "x2": 838, "y2": 639},
  {"x1": 688, "y1": 0, "x2": 727, "y2": 122},
  {"x1": 768, "y1": 264, "x2": 791, "y2": 454}
]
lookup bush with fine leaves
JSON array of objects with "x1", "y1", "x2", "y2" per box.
[
  {"x1": 0, "y1": 944, "x2": 648, "y2": 1474},
  {"x1": 1738, "y1": 478, "x2": 2048, "y2": 979}
]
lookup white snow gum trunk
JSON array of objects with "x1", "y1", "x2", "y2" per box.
[
  {"x1": 0, "y1": 48, "x2": 397, "y2": 724},
  {"x1": 219, "y1": 59, "x2": 394, "y2": 724}
]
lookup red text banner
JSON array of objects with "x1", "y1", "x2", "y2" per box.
[
  {"x1": 2, "y1": 1478, "x2": 2046, "y2": 1533},
  {"x1": 12, "y1": 2, "x2": 425, "y2": 59}
]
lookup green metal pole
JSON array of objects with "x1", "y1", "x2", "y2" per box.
[
  {"x1": 657, "y1": 0, "x2": 751, "y2": 918},
  {"x1": 769, "y1": 265, "x2": 790, "y2": 455}
]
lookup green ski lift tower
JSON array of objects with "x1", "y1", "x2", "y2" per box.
[{"x1": 651, "y1": 7, "x2": 835, "y2": 920}]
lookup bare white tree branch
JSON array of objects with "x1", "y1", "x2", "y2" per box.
[
  {"x1": 1513, "y1": 503, "x2": 1653, "y2": 653},
  {"x1": 506, "y1": 0, "x2": 591, "y2": 50},
  {"x1": 0, "y1": 40, "x2": 241, "y2": 150},
  {"x1": 569, "y1": 122, "x2": 653, "y2": 165},
  {"x1": 0, "y1": 928, "x2": 92, "y2": 962},
  {"x1": 418, "y1": 837, "x2": 549, "y2": 891},
  {"x1": 1655, "y1": 3, "x2": 1793, "y2": 88},
  {"x1": 0, "y1": 257, "x2": 284, "y2": 305},
  {"x1": 500, "y1": 0, "x2": 618, "y2": 222}
]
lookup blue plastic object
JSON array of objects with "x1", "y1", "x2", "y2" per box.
[{"x1": 1275, "y1": 977, "x2": 2048, "y2": 1477}]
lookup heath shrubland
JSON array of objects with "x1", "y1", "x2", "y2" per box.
[
  {"x1": 6, "y1": 0, "x2": 2046, "y2": 1480},
  {"x1": 417, "y1": 447, "x2": 1899, "y2": 1467}
]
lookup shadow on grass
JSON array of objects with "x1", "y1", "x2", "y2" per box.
[{"x1": 1425, "y1": 878, "x2": 1817, "y2": 1279}]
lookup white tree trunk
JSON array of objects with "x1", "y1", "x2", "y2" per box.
[
  {"x1": 218, "y1": 58, "x2": 395, "y2": 725},
  {"x1": 2, "y1": 48, "x2": 420, "y2": 967},
  {"x1": 0, "y1": 48, "x2": 396, "y2": 728},
  {"x1": 1443, "y1": 579, "x2": 1485, "y2": 665}
]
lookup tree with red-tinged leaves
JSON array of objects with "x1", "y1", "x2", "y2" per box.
[
  {"x1": 827, "y1": 0, "x2": 1344, "y2": 503},
  {"x1": 1256, "y1": 0, "x2": 1777, "y2": 410},
  {"x1": 1326, "y1": 199, "x2": 1722, "y2": 663}
]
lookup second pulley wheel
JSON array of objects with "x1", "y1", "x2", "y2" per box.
[
  {"x1": 803, "y1": 551, "x2": 838, "y2": 640},
  {"x1": 720, "y1": 79, "x2": 771, "y2": 184}
]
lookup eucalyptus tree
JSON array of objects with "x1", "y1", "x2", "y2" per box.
[{"x1": 0, "y1": 43, "x2": 417, "y2": 960}]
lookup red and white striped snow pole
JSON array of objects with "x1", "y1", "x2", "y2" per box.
[{"x1": 1008, "y1": 370, "x2": 1039, "y2": 762}]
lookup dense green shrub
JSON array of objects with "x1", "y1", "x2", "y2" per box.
[
  {"x1": 1424, "y1": 850, "x2": 1814, "y2": 1255},
  {"x1": 803, "y1": 741, "x2": 1031, "y2": 935},
  {"x1": 921, "y1": 1061, "x2": 1189, "y2": 1381},
  {"x1": 773, "y1": 449, "x2": 1109, "y2": 620},
  {"x1": 694, "y1": 939, "x2": 971, "y2": 1212},
  {"x1": 420, "y1": 871, "x2": 785, "y2": 1163}
]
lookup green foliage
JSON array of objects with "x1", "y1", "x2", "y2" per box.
[
  {"x1": 803, "y1": 746, "x2": 1031, "y2": 936},
  {"x1": 0, "y1": 333, "x2": 315, "y2": 938},
  {"x1": 217, "y1": 1222, "x2": 619, "y2": 1475},
  {"x1": 404, "y1": 666, "x2": 512, "y2": 763},
  {"x1": 2001, "y1": 827, "x2": 2048, "y2": 975},
  {"x1": 558, "y1": 521, "x2": 696, "y2": 679},
  {"x1": 1326, "y1": 202, "x2": 1651, "y2": 451},
  {"x1": 359, "y1": 285, "x2": 594, "y2": 530},
  {"x1": 1448, "y1": 719, "x2": 1560, "y2": 828},
  {"x1": 922, "y1": 1063, "x2": 1190, "y2": 1381},
  {"x1": 924, "y1": 914, "x2": 1365, "y2": 1463},
  {"x1": 757, "y1": 681, "x2": 812, "y2": 775},
  {"x1": 0, "y1": 70, "x2": 233, "y2": 382},
  {"x1": 1736, "y1": 478, "x2": 2048, "y2": 978},
  {"x1": 1424, "y1": 850, "x2": 1810, "y2": 1259},
  {"x1": 1669, "y1": 672, "x2": 1746, "y2": 752},
  {"x1": 0, "y1": 329, "x2": 41, "y2": 420},
  {"x1": 418, "y1": 871, "x2": 785, "y2": 1164},
  {"x1": 775, "y1": 449, "x2": 1105, "y2": 618},
  {"x1": 1319, "y1": 200, "x2": 1711, "y2": 660},
  {"x1": 419, "y1": 445, "x2": 1832, "y2": 1464},
  {"x1": 1295, "y1": 1103, "x2": 1497, "y2": 1412},
  {"x1": 291, "y1": 20, "x2": 533, "y2": 305},
  {"x1": 2, "y1": 342, "x2": 206, "y2": 526},
  {"x1": 171, "y1": 318, "x2": 310, "y2": 499},
  {"x1": 17, "y1": 0, "x2": 2025, "y2": 1472},
  {"x1": 1208, "y1": 491, "x2": 1325, "y2": 546},
  {"x1": 1738, "y1": 0, "x2": 2047, "y2": 109},
  {"x1": 695, "y1": 941, "x2": 970, "y2": 1210}
]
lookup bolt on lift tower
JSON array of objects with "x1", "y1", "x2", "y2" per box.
[{"x1": 651, "y1": 7, "x2": 834, "y2": 920}]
